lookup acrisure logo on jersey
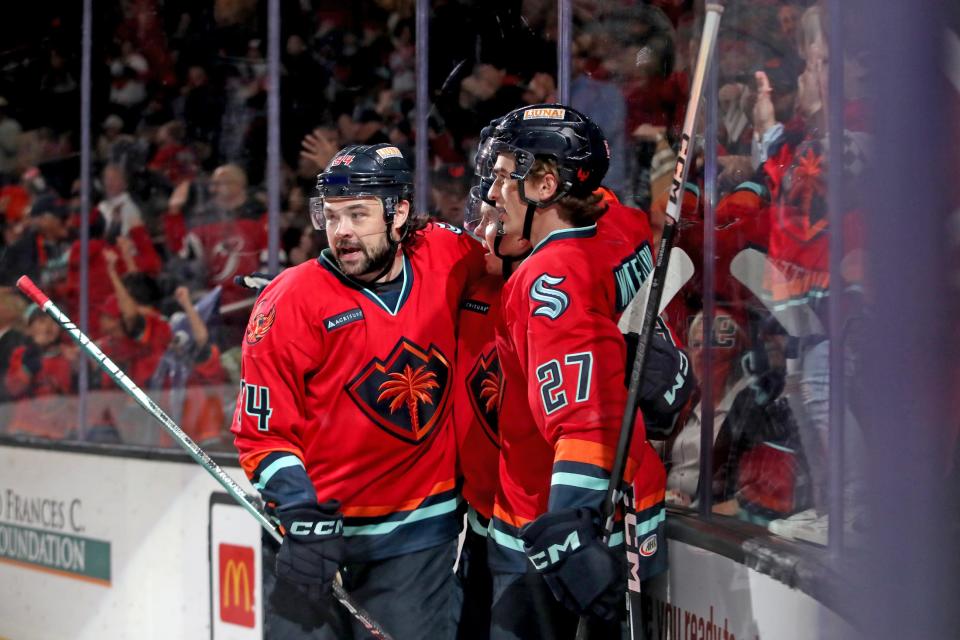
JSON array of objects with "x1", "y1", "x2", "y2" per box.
[
  {"x1": 530, "y1": 273, "x2": 569, "y2": 320},
  {"x1": 324, "y1": 307, "x2": 364, "y2": 332},
  {"x1": 346, "y1": 337, "x2": 452, "y2": 444},
  {"x1": 523, "y1": 107, "x2": 565, "y2": 120},
  {"x1": 245, "y1": 302, "x2": 276, "y2": 345},
  {"x1": 467, "y1": 348, "x2": 501, "y2": 446},
  {"x1": 639, "y1": 533, "x2": 658, "y2": 557},
  {"x1": 460, "y1": 299, "x2": 490, "y2": 315}
]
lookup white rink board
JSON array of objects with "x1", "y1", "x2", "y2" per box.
[
  {"x1": 642, "y1": 540, "x2": 855, "y2": 640},
  {"x1": 0, "y1": 445, "x2": 262, "y2": 640}
]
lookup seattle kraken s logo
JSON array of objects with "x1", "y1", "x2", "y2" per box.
[{"x1": 530, "y1": 274, "x2": 569, "y2": 320}]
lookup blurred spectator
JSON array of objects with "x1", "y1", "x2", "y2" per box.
[
  {"x1": 148, "y1": 120, "x2": 198, "y2": 187},
  {"x1": 98, "y1": 249, "x2": 171, "y2": 387},
  {"x1": 0, "y1": 97, "x2": 22, "y2": 178},
  {"x1": 39, "y1": 48, "x2": 78, "y2": 134},
  {"x1": 5, "y1": 304, "x2": 77, "y2": 439},
  {"x1": 430, "y1": 163, "x2": 471, "y2": 226},
  {"x1": 351, "y1": 108, "x2": 390, "y2": 145},
  {"x1": 0, "y1": 287, "x2": 29, "y2": 404},
  {"x1": 151, "y1": 286, "x2": 229, "y2": 445},
  {"x1": 299, "y1": 125, "x2": 340, "y2": 177},
  {"x1": 571, "y1": 35, "x2": 628, "y2": 198},
  {"x1": 163, "y1": 163, "x2": 266, "y2": 343},
  {"x1": 0, "y1": 169, "x2": 36, "y2": 226},
  {"x1": 665, "y1": 309, "x2": 749, "y2": 507},
  {"x1": 96, "y1": 114, "x2": 143, "y2": 169},
  {"x1": 0, "y1": 195, "x2": 70, "y2": 287},
  {"x1": 178, "y1": 66, "x2": 224, "y2": 154},
  {"x1": 97, "y1": 163, "x2": 147, "y2": 239}
]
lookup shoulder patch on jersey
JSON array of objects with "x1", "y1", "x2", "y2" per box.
[
  {"x1": 530, "y1": 273, "x2": 569, "y2": 320},
  {"x1": 434, "y1": 221, "x2": 463, "y2": 235},
  {"x1": 461, "y1": 299, "x2": 491, "y2": 315},
  {"x1": 324, "y1": 307, "x2": 364, "y2": 332},
  {"x1": 245, "y1": 303, "x2": 276, "y2": 345},
  {"x1": 346, "y1": 337, "x2": 452, "y2": 445}
]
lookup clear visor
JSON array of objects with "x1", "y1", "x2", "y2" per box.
[
  {"x1": 462, "y1": 186, "x2": 505, "y2": 242},
  {"x1": 489, "y1": 141, "x2": 535, "y2": 181},
  {"x1": 309, "y1": 196, "x2": 325, "y2": 230},
  {"x1": 463, "y1": 186, "x2": 486, "y2": 240}
]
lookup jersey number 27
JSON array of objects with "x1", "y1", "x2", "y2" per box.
[{"x1": 535, "y1": 352, "x2": 593, "y2": 415}]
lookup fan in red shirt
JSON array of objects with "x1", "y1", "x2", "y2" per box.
[
  {"x1": 88, "y1": 251, "x2": 172, "y2": 439},
  {"x1": 5, "y1": 304, "x2": 76, "y2": 439},
  {"x1": 163, "y1": 163, "x2": 267, "y2": 346}
]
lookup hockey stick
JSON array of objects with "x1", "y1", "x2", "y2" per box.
[
  {"x1": 728, "y1": 247, "x2": 825, "y2": 337},
  {"x1": 617, "y1": 247, "x2": 696, "y2": 335},
  {"x1": 15, "y1": 276, "x2": 395, "y2": 640},
  {"x1": 575, "y1": 5, "x2": 724, "y2": 639}
]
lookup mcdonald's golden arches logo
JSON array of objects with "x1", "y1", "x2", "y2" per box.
[{"x1": 219, "y1": 543, "x2": 255, "y2": 628}]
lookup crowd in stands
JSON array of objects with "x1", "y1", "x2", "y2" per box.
[{"x1": 0, "y1": 0, "x2": 865, "y2": 542}]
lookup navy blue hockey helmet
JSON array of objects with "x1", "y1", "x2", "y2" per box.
[
  {"x1": 487, "y1": 104, "x2": 610, "y2": 204},
  {"x1": 311, "y1": 143, "x2": 414, "y2": 230}
]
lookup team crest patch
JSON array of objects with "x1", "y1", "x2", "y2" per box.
[
  {"x1": 245, "y1": 303, "x2": 276, "y2": 345},
  {"x1": 530, "y1": 274, "x2": 569, "y2": 320},
  {"x1": 375, "y1": 146, "x2": 403, "y2": 159},
  {"x1": 523, "y1": 107, "x2": 565, "y2": 120},
  {"x1": 347, "y1": 338, "x2": 452, "y2": 444},
  {"x1": 467, "y1": 349, "x2": 501, "y2": 446}
]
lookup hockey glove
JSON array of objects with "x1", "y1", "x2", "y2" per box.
[
  {"x1": 275, "y1": 500, "x2": 345, "y2": 601},
  {"x1": 519, "y1": 507, "x2": 624, "y2": 621},
  {"x1": 627, "y1": 330, "x2": 694, "y2": 439}
]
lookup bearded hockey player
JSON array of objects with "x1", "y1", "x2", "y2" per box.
[{"x1": 232, "y1": 142, "x2": 486, "y2": 639}]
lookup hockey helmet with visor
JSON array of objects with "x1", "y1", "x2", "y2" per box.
[{"x1": 310, "y1": 143, "x2": 414, "y2": 231}]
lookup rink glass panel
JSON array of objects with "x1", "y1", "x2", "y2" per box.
[{"x1": 0, "y1": 0, "x2": 862, "y2": 550}]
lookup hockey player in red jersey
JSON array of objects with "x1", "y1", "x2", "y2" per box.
[
  {"x1": 232, "y1": 143, "x2": 486, "y2": 639},
  {"x1": 482, "y1": 105, "x2": 678, "y2": 638},
  {"x1": 455, "y1": 154, "x2": 534, "y2": 638}
]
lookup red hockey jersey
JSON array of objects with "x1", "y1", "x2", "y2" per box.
[
  {"x1": 454, "y1": 274, "x2": 504, "y2": 523},
  {"x1": 233, "y1": 222, "x2": 486, "y2": 562},
  {"x1": 489, "y1": 202, "x2": 666, "y2": 574}
]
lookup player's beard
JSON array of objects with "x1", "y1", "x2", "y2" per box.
[{"x1": 334, "y1": 232, "x2": 395, "y2": 279}]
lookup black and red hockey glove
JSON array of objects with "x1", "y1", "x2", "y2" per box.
[
  {"x1": 275, "y1": 500, "x2": 345, "y2": 601},
  {"x1": 519, "y1": 507, "x2": 624, "y2": 621}
]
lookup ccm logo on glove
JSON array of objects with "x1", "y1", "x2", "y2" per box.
[
  {"x1": 289, "y1": 520, "x2": 343, "y2": 536},
  {"x1": 528, "y1": 530, "x2": 582, "y2": 570}
]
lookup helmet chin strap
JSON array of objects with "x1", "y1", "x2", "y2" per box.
[
  {"x1": 492, "y1": 235, "x2": 530, "y2": 280},
  {"x1": 516, "y1": 177, "x2": 567, "y2": 242}
]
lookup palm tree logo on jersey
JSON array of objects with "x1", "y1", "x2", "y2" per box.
[
  {"x1": 467, "y1": 349, "x2": 501, "y2": 446},
  {"x1": 480, "y1": 371, "x2": 500, "y2": 412},
  {"x1": 378, "y1": 364, "x2": 440, "y2": 435},
  {"x1": 347, "y1": 338, "x2": 452, "y2": 444}
]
